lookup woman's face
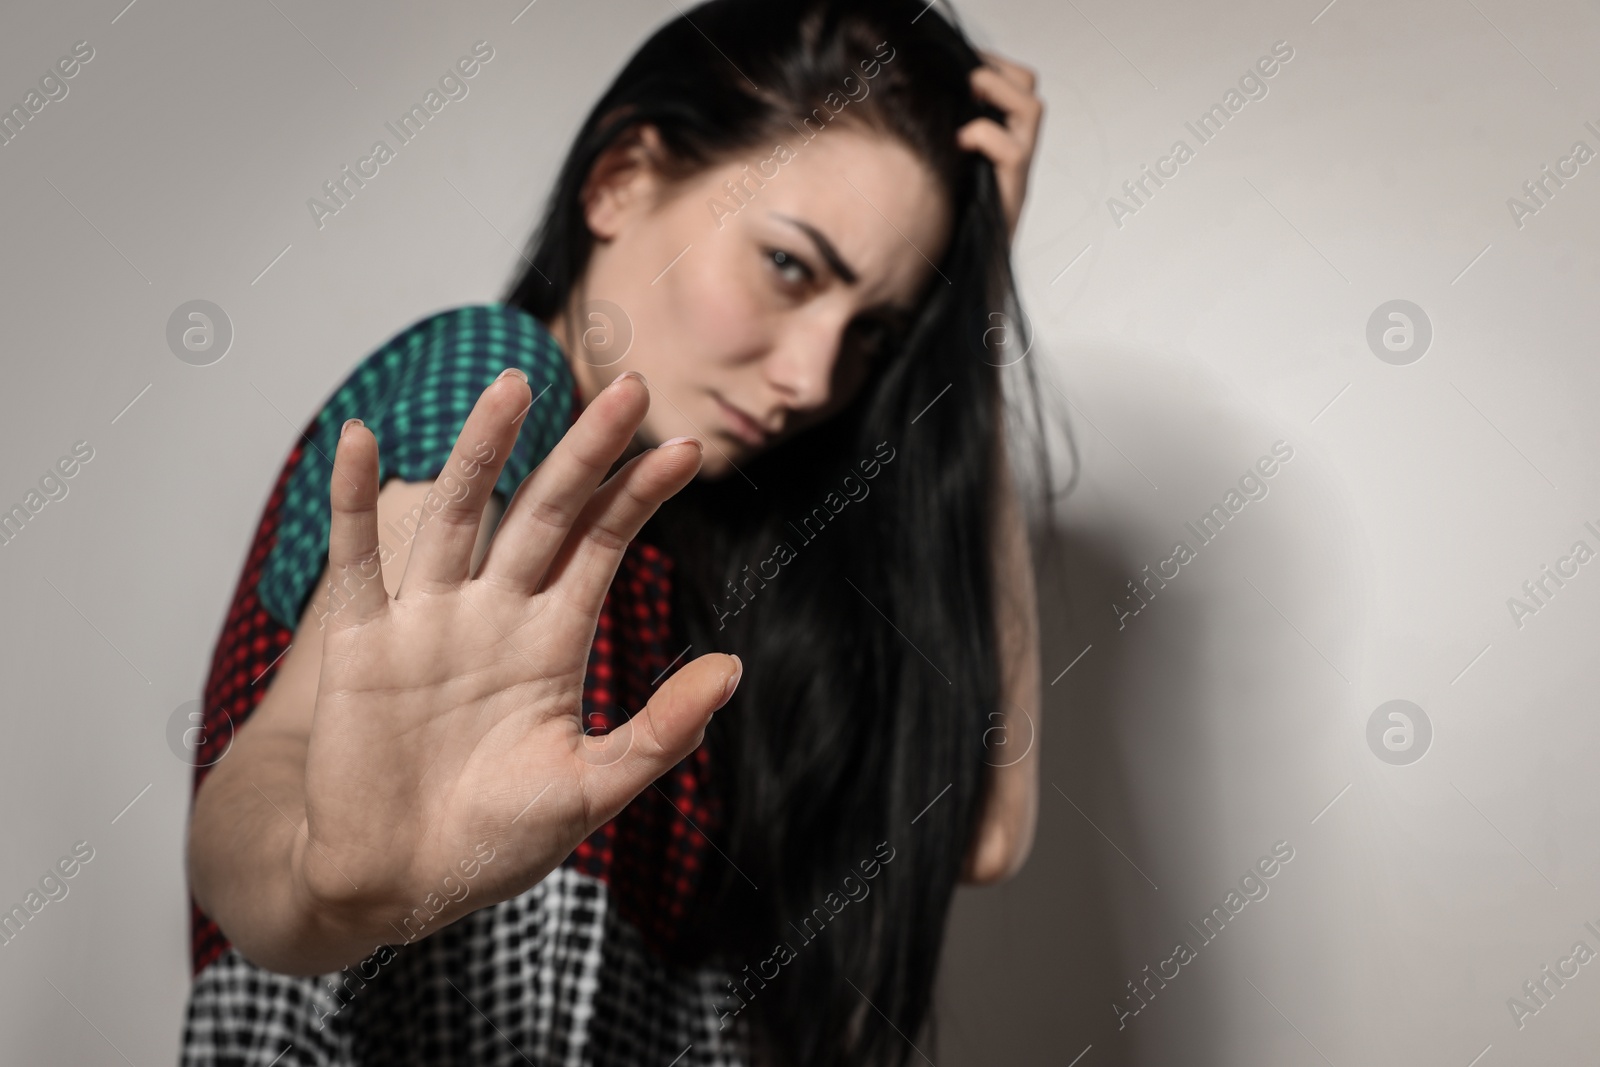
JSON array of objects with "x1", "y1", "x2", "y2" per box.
[{"x1": 548, "y1": 121, "x2": 952, "y2": 480}]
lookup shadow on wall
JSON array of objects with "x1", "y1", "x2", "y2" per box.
[
  {"x1": 931, "y1": 336, "x2": 1366, "y2": 1066},
  {"x1": 935, "y1": 522, "x2": 1182, "y2": 1067}
]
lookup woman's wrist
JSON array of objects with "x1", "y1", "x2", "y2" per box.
[
  {"x1": 276, "y1": 820, "x2": 399, "y2": 975},
  {"x1": 191, "y1": 741, "x2": 406, "y2": 976}
]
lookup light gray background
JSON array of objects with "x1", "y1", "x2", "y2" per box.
[{"x1": 1, "y1": 0, "x2": 1596, "y2": 1063}]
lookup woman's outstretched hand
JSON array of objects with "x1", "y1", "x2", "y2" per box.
[
  {"x1": 300, "y1": 367, "x2": 739, "y2": 943},
  {"x1": 192, "y1": 367, "x2": 739, "y2": 975}
]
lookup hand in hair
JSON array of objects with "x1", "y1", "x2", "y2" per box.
[
  {"x1": 956, "y1": 48, "x2": 1044, "y2": 244},
  {"x1": 188, "y1": 370, "x2": 742, "y2": 975}
]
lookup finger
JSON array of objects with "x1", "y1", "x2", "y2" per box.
[
  {"x1": 957, "y1": 117, "x2": 1026, "y2": 170},
  {"x1": 957, "y1": 116, "x2": 1029, "y2": 225},
  {"x1": 324, "y1": 418, "x2": 388, "y2": 626},
  {"x1": 537, "y1": 436, "x2": 703, "y2": 623},
  {"x1": 957, "y1": 118, "x2": 1027, "y2": 239},
  {"x1": 976, "y1": 49, "x2": 1038, "y2": 94},
  {"x1": 968, "y1": 65, "x2": 1043, "y2": 148},
  {"x1": 576, "y1": 653, "x2": 741, "y2": 824},
  {"x1": 473, "y1": 371, "x2": 653, "y2": 595},
  {"x1": 398, "y1": 369, "x2": 531, "y2": 593}
]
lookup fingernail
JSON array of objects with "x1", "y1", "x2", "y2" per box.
[
  {"x1": 497, "y1": 367, "x2": 528, "y2": 383},
  {"x1": 716, "y1": 654, "x2": 742, "y2": 711},
  {"x1": 341, "y1": 418, "x2": 363, "y2": 438},
  {"x1": 610, "y1": 370, "x2": 647, "y2": 390},
  {"x1": 659, "y1": 435, "x2": 701, "y2": 452}
]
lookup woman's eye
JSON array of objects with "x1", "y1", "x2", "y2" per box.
[{"x1": 765, "y1": 247, "x2": 812, "y2": 287}]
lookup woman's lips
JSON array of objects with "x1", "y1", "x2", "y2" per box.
[{"x1": 712, "y1": 394, "x2": 770, "y2": 446}]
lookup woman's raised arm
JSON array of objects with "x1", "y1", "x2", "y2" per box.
[{"x1": 960, "y1": 416, "x2": 1042, "y2": 886}]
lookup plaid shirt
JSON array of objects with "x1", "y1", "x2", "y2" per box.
[{"x1": 181, "y1": 305, "x2": 748, "y2": 1066}]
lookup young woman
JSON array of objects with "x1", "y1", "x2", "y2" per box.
[{"x1": 182, "y1": 0, "x2": 1055, "y2": 1063}]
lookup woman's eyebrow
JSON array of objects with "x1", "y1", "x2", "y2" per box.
[
  {"x1": 768, "y1": 211, "x2": 918, "y2": 323},
  {"x1": 769, "y1": 212, "x2": 858, "y2": 285}
]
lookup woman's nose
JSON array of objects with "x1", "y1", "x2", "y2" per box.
[{"x1": 764, "y1": 315, "x2": 849, "y2": 413}]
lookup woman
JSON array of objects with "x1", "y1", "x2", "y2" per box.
[{"x1": 182, "y1": 0, "x2": 1056, "y2": 1063}]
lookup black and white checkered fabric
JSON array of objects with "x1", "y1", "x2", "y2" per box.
[{"x1": 181, "y1": 866, "x2": 752, "y2": 1066}]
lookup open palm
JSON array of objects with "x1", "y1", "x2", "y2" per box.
[{"x1": 294, "y1": 367, "x2": 740, "y2": 934}]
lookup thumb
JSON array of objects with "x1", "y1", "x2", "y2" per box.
[{"x1": 577, "y1": 653, "x2": 741, "y2": 822}]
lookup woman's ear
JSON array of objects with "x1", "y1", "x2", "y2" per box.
[{"x1": 581, "y1": 123, "x2": 669, "y2": 242}]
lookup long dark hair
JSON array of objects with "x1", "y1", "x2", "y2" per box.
[{"x1": 504, "y1": 1, "x2": 1068, "y2": 1063}]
